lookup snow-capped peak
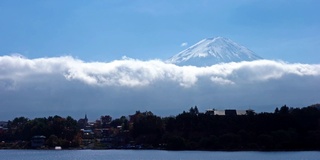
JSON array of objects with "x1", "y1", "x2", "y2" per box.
[{"x1": 167, "y1": 37, "x2": 262, "y2": 66}]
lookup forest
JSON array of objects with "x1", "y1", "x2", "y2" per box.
[{"x1": 0, "y1": 104, "x2": 320, "y2": 150}]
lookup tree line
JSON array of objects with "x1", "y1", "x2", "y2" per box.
[
  {"x1": 0, "y1": 115, "x2": 80, "y2": 148},
  {"x1": 0, "y1": 104, "x2": 320, "y2": 150},
  {"x1": 129, "y1": 104, "x2": 320, "y2": 150},
  {"x1": 159, "y1": 105, "x2": 320, "y2": 150}
]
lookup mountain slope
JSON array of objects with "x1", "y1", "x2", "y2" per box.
[{"x1": 167, "y1": 37, "x2": 262, "y2": 66}]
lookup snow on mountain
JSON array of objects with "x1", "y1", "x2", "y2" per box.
[{"x1": 167, "y1": 37, "x2": 262, "y2": 66}]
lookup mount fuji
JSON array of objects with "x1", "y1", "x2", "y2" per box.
[{"x1": 167, "y1": 37, "x2": 262, "y2": 66}]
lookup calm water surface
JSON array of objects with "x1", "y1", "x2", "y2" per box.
[{"x1": 0, "y1": 150, "x2": 319, "y2": 160}]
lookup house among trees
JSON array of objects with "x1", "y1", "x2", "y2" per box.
[
  {"x1": 31, "y1": 135, "x2": 46, "y2": 148},
  {"x1": 205, "y1": 109, "x2": 249, "y2": 116},
  {"x1": 0, "y1": 121, "x2": 8, "y2": 134}
]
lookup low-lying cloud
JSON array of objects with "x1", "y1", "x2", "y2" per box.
[
  {"x1": 0, "y1": 55, "x2": 319, "y2": 120},
  {"x1": 181, "y1": 42, "x2": 188, "y2": 47}
]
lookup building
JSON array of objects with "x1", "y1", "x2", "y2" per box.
[
  {"x1": 0, "y1": 121, "x2": 8, "y2": 128},
  {"x1": 78, "y1": 114, "x2": 89, "y2": 129},
  {"x1": 31, "y1": 135, "x2": 46, "y2": 148},
  {"x1": 205, "y1": 109, "x2": 250, "y2": 116},
  {"x1": 225, "y1": 109, "x2": 237, "y2": 116}
]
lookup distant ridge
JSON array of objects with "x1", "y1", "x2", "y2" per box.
[{"x1": 167, "y1": 37, "x2": 262, "y2": 66}]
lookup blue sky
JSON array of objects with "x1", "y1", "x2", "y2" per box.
[
  {"x1": 1, "y1": 0, "x2": 319, "y2": 63},
  {"x1": 1, "y1": 1, "x2": 320, "y2": 120}
]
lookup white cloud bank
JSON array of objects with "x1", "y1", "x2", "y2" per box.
[
  {"x1": 1, "y1": 55, "x2": 319, "y2": 88},
  {"x1": 0, "y1": 55, "x2": 319, "y2": 119}
]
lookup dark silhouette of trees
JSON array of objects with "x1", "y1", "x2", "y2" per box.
[
  {"x1": 131, "y1": 111, "x2": 164, "y2": 147},
  {"x1": 1, "y1": 115, "x2": 80, "y2": 148},
  {"x1": 1, "y1": 104, "x2": 320, "y2": 150},
  {"x1": 189, "y1": 106, "x2": 199, "y2": 115},
  {"x1": 158, "y1": 105, "x2": 320, "y2": 150},
  {"x1": 110, "y1": 116, "x2": 128, "y2": 129}
]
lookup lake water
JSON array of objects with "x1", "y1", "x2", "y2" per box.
[{"x1": 0, "y1": 150, "x2": 319, "y2": 160}]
